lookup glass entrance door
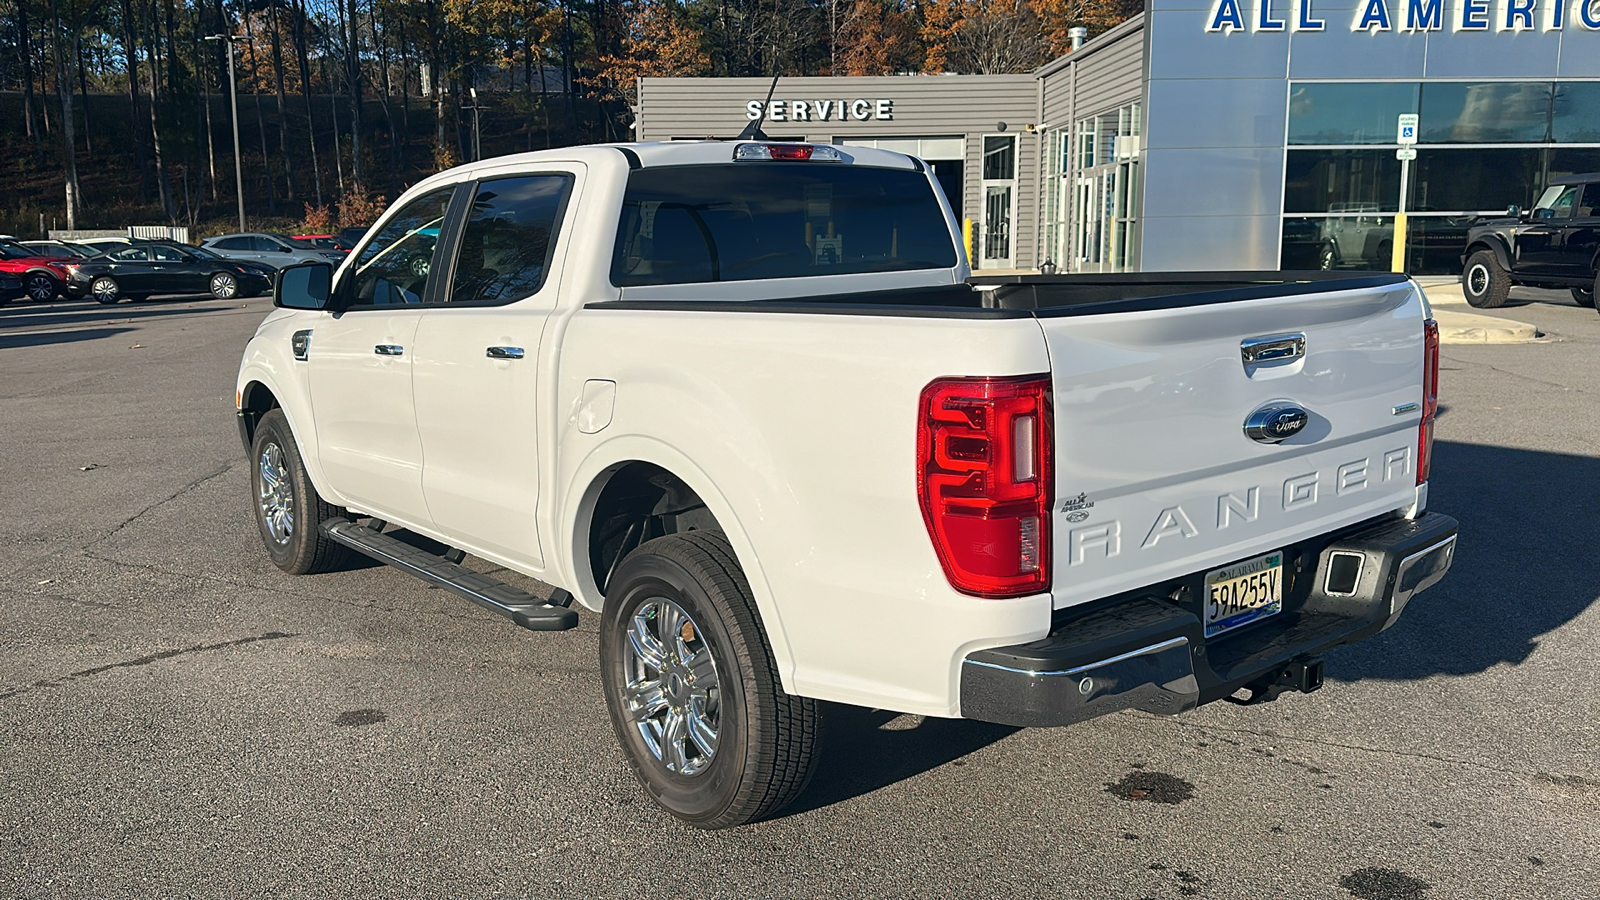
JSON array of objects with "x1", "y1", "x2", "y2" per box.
[{"x1": 979, "y1": 135, "x2": 1017, "y2": 269}]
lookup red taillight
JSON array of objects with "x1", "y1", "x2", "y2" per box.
[
  {"x1": 768, "y1": 144, "x2": 813, "y2": 160},
  {"x1": 1418, "y1": 318, "x2": 1439, "y2": 485},
  {"x1": 917, "y1": 375, "x2": 1053, "y2": 598}
]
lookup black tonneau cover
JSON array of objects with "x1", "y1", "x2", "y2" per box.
[{"x1": 587, "y1": 271, "x2": 1413, "y2": 319}]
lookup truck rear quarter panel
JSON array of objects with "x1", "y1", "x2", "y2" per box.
[{"x1": 555, "y1": 308, "x2": 1055, "y2": 717}]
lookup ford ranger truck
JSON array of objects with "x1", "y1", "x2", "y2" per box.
[{"x1": 236, "y1": 140, "x2": 1458, "y2": 829}]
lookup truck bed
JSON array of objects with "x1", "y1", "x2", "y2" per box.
[{"x1": 589, "y1": 271, "x2": 1414, "y2": 319}]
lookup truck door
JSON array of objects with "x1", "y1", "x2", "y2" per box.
[
  {"x1": 411, "y1": 169, "x2": 580, "y2": 569},
  {"x1": 308, "y1": 185, "x2": 456, "y2": 522},
  {"x1": 1518, "y1": 184, "x2": 1580, "y2": 275},
  {"x1": 1558, "y1": 183, "x2": 1600, "y2": 279}
]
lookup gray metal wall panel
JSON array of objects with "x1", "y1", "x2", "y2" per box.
[
  {"x1": 1287, "y1": 30, "x2": 1428, "y2": 79},
  {"x1": 1142, "y1": 147, "x2": 1285, "y2": 218},
  {"x1": 1140, "y1": 214, "x2": 1282, "y2": 270},
  {"x1": 1421, "y1": 32, "x2": 1567, "y2": 79},
  {"x1": 1146, "y1": 78, "x2": 1286, "y2": 148}
]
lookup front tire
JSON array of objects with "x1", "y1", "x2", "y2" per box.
[
  {"x1": 600, "y1": 532, "x2": 821, "y2": 829},
  {"x1": 250, "y1": 409, "x2": 350, "y2": 575},
  {"x1": 210, "y1": 271, "x2": 239, "y2": 299},
  {"x1": 1318, "y1": 244, "x2": 1337, "y2": 271},
  {"x1": 90, "y1": 276, "x2": 121, "y2": 305},
  {"x1": 1572, "y1": 285, "x2": 1596, "y2": 308},
  {"x1": 1463, "y1": 249, "x2": 1511, "y2": 308},
  {"x1": 25, "y1": 272, "x2": 58, "y2": 303}
]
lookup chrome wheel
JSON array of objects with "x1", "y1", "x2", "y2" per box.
[
  {"x1": 210, "y1": 272, "x2": 239, "y2": 299},
  {"x1": 90, "y1": 276, "x2": 119, "y2": 304},
  {"x1": 624, "y1": 598, "x2": 720, "y2": 776},
  {"x1": 26, "y1": 273, "x2": 56, "y2": 302},
  {"x1": 408, "y1": 255, "x2": 430, "y2": 277},
  {"x1": 1466, "y1": 263, "x2": 1490, "y2": 298},
  {"x1": 257, "y1": 442, "x2": 294, "y2": 545}
]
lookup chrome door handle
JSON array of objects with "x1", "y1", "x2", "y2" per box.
[
  {"x1": 374, "y1": 344, "x2": 404, "y2": 357},
  {"x1": 486, "y1": 346, "x2": 525, "y2": 360}
]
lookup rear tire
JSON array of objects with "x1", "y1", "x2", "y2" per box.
[
  {"x1": 210, "y1": 271, "x2": 240, "y2": 299},
  {"x1": 600, "y1": 531, "x2": 821, "y2": 829},
  {"x1": 1572, "y1": 285, "x2": 1596, "y2": 308},
  {"x1": 250, "y1": 409, "x2": 350, "y2": 575},
  {"x1": 1463, "y1": 249, "x2": 1511, "y2": 308},
  {"x1": 90, "y1": 276, "x2": 120, "y2": 305}
]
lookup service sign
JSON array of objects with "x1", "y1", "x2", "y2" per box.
[
  {"x1": 1205, "y1": 0, "x2": 1600, "y2": 32},
  {"x1": 745, "y1": 99, "x2": 895, "y2": 123}
]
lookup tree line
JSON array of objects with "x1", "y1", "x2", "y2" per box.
[{"x1": 0, "y1": 0, "x2": 1138, "y2": 235}]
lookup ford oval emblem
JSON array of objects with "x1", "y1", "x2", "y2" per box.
[{"x1": 1244, "y1": 404, "x2": 1310, "y2": 444}]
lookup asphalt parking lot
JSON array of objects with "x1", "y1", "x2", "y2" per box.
[{"x1": 2, "y1": 287, "x2": 1598, "y2": 900}]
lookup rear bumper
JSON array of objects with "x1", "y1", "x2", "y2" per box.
[{"x1": 959, "y1": 512, "x2": 1457, "y2": 727}]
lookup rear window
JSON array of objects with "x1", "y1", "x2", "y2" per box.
[{"x1": 611, "y1": 163, "x2": 957, "y2": 286}]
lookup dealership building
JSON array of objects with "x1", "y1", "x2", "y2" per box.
[{"x1": 636, "y1": 0, "x2": 1600, "y2": 274}]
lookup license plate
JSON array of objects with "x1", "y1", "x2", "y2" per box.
[{"x1": 1205, "y1": 551, "x2": 1284, "y2": 637}]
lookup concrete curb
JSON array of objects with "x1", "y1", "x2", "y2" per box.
[{"x1": 1416, "y1": 280, "x2": 1542, "y2": 344}]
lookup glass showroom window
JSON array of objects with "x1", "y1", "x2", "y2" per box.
[
  {"x1": 1071, "y1": 103, "x2": 1140, "y2": 273},
  {"x1": 1282, "y1": 79, "x2": 1600, "y2": 274}
]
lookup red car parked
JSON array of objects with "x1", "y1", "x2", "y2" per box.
[{"x1": 0, "y1": 240, "x2": 71, "y2": 303}]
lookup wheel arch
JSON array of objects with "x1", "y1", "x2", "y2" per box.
[
  {"x1": 561, "y1": 438, "x2": 796, "y2": 685},
  {"x1": 1465, "y1": 237, "x2": 1512, "y2": 272},
  {"x1": 237, "y1": 379, "x2": 281, "y2": 452}
]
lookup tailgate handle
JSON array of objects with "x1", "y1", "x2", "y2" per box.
[{"x1": 1241, "y1": 334, "x2": 1305, "y2": 365}]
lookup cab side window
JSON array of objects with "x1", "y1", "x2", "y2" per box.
[
  {"x1": 448, "y1": 175, "x2": 572, "y2": 305},
  {"x1": 346, "y1": 187, "x2": 454, "y2": 306},
  {"x1": 150, "y1": 246, "x2": 188, "y2": 262},
  {"x1": 1580, "y1": 184, "x2": 1600, "y2": 218},
  {"x1": 1545, "y1": 186, "x2": 1580, "y2": 219},
  {"x1": 113, "y1": 247, "x2": 149, "y2": 261}
]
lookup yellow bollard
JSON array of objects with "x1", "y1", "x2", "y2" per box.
[
  {"x1": 962, "y1": 218, "x2": 974, "y2": 266},
  {"x1": 1391, "y1": 212, "x2": 1408, "y2": 274}
]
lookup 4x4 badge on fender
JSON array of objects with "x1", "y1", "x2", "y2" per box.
[{"x1": 1244, "y1": 403, "x2": 1309, "y2": 444}]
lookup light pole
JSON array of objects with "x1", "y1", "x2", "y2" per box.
[
  {"x1": 467, "y1": 87, "x2": 482, "y2": 162},
  {"x1": 205, "y1": 33, "x2": 246, "y2": 232}
]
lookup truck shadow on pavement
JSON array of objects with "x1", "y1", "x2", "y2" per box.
[
  {"x1": 1330, "y1": 439, "x2": 1599, "y2": 681},
  {"x1": 0, "y1": 327, "x2": 135, "y2": 350},
  {"x1": 0, "y1": 301, "x2": 246, "y2": 332},
  {"x1": 782, "y1": 705, "x2": 1019, "y2": 818}
]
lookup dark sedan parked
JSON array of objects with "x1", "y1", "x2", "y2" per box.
[
  {"x1": 64, "y1": 241, "x2": 275, "y2": 304},
  {"x1": 0, "y1": 272, "x2": 23, "y2": 306}
]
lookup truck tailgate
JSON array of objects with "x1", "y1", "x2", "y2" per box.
[{"x1": 1041, "y1": 279, "x2": 1429, "y2": 610}]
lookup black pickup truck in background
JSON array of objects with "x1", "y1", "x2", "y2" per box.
[{"x1": 1461, "y1": 172, "x2": 1600, "y2": 311}]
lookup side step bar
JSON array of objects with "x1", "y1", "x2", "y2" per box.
[{"x1": 323, "y1": 520, "x2": 579, "y2": 631}]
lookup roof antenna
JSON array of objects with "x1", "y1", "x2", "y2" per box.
[{"x1": 735, "y1": 73, "x2": 781, "y2": 141}]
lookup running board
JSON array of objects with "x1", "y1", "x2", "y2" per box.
[{"x1": 323, "y1": 520, "x2": 578, "y2": 631}]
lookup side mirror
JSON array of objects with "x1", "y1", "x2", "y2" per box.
[
  {"x1": 275, "y1": 261, "x2": 332, "y2": 310},
  {"x1": 1506, "y1": 205, "x2": 1521, "y2": 217}
]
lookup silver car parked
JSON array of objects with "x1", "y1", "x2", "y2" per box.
[{"x1": 201, "y1": 232, "x2": 346, "y2": 269}]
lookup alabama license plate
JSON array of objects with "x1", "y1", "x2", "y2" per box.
[{"x1": 1205, "y1": 551, "x2": 1284, "y2": 637}]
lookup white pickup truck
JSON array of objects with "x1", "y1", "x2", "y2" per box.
[{"x1": 236, "y1": 140, "x2": 1457, "y2": 828}]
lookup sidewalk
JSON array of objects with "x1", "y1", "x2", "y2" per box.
[{"x1": 1413, "y1": 276, "x2": 1542, "y2": 344}]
